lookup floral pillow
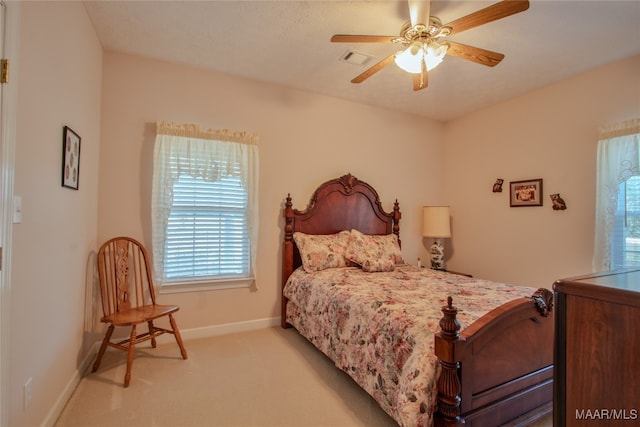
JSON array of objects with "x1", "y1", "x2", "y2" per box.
[
  {"x1": 345, "y1": 229, "x2": 404, "y2": 272},
  {"x1": 293, "y1": 231, "x2": 352, "y2": 273}
]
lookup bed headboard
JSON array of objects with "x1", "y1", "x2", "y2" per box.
[{"x1": 281, "y1": 173, "x2": 401, "y2": 326}]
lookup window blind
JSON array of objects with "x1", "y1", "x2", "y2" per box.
[
  {"x1": 612, "y1": 176, "x2": 640, "y2": 269},
  {"x1": 164, "y1": 174, "x2": 250, "y2": 281}
]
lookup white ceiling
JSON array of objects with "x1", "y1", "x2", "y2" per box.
[{"x1": 84, "y1": 0, "x2": 640, "y2": 122}]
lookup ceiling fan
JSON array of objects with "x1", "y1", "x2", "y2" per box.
[{"x1": 331, "y1": 0, "x2": 529, "y2": 91}]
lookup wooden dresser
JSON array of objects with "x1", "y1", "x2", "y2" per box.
[{"x1": 553, "y1": 269, "x2": 640, "y2": 426}]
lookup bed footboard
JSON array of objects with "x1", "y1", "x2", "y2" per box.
[{"x1": 434, "y1": 289, "x2": 554, "y2": 427}]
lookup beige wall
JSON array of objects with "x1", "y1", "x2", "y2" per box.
[
  {"x1": 443, "y1": 55, "x2": 640, "y2": 288},
  {"x1": 8, "y1": 1, "x2": 640, "y2": 426},
  {"x1": 11, "y1": 2, "x2": 102, "y2": 426},
  {"x1": 98, "y1": 51, "x2": 445, "y2": 331}
]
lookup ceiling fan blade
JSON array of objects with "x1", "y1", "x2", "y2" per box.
[
  {"x1": 408, "y1": 0, "x2": 431, "y2": 27},
  {"x1": 446, "y1": 41, "x2": 504, "y2": 67},
  {"x1": 331, "y1": 34, "x2": 396, "y2": 43},
  {"x1": 445, "y1": 0, "x2": 529, "y2": 35},
  {"x1": 351, "y1": 53, "x2": 396, "y2": 84},
  {"x1": 413, "y1": 62, "x2": 428, "y2": 91}
]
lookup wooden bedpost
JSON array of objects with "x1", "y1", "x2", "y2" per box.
[
  {"x1": 532, "y1": 288, "x2": 554, "y2": 317},
  {"x1": 393, "y1": 199, "x2": 401, "y2": 238},
  {"x1": 282, "y1": 194, "x2": 295, "y2": 328},
  {"x1": 434, "y1": 296, "x2": 465, "y2": 426}
]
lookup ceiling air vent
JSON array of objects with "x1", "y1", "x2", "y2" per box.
[{"x1": 339, "y1": 50, "x2": 374, "y2": 66}]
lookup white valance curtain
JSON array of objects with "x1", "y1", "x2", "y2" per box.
[
  {"x1": 593, "y1": 118, "x2": 640, "y2": 271},
  {"x1": 151, "y1": 121, "x2": 259, "y2": 283}
]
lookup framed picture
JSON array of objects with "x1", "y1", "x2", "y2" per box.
[
  {"x1": 510, "y1": 179, "x2": 543, "y2": 207},
  {"x1": 62, "y1": 126, "x2": 81, "y2": 190}
]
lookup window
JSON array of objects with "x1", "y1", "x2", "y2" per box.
[
  {"x1": 165, "y1": 174, "x2": 249, "y2": 280},
  {"x1": 593, "y1": 119, "x2": 640, "y2": 271},
  {"x1": 151, "y1": 121, "x2": 259, "y2": 291},
  {"x1": 611, "y1": 176, "x2": 640, "y2": 269}
]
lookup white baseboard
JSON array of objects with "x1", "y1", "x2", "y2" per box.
[
  {"x1": 41, "y1": 342, "x2": 98, "y2": 427},
  {"x1": 157, "y1": 316, "x2": 281, "y2": 344},
  {"x1": 42, "y1": 317, "x2": 281, "y2": 427}
]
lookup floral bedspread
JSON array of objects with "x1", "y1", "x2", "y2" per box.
[{"x1": 283, "y1": 265, "x2": 538, "y2": 427}]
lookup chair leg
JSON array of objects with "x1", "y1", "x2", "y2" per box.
[
  {"x1": 124, "y1": 324, "x2": 137, "y2": 388},
  {"x1": 92, "y1": 325, "x2": 115, "y2": 373},
  {"x1": 148, "y1": 320, "x2": 157, "y2": 348},
  {"x1": 169, "y1": 313, "x2": 188, "y2": 359}
]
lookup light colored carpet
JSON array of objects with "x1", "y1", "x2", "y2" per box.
[{"x1": 55, "y1": 327, "x2": 551, "y2": 427}]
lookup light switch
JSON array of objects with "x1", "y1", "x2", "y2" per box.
[{"x1": 13, "y1": 195, "x2": 22, "y2": 223}]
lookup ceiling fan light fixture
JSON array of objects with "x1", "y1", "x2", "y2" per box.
[
  {"x1": 394, "y1": 42, "x2": 424, "y2": 74},
  {"x1": 424, "y1": 41, "x2": 448, "y2": 70},
  {"x1": 332, "y1": 0, "x2": 530, "y2": 89},
  {"x1": 394, "y1": 40, "x2": 447, "y2": 74}
]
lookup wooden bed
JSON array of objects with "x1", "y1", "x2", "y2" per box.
[{"x1": 281, "y1": 173, "x2": 554, "y2": 426}]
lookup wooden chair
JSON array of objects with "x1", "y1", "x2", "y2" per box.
[{"x1": 92, "y1": 236, "x2": 187, "y2": 387}]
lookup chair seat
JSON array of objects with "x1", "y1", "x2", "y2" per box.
[{"x1": 102, "y1": 304, "x2": 180, "y2": 326}]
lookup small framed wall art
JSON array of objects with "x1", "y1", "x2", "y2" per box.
[
  {"x1": 62, "y1": 126, "x2": 81, "y2": 190},
  {"x1": 510, "y1": 178, "x2": 543, "y2": 207}
]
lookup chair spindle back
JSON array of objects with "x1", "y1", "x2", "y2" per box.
[{"x1": 97, "y1": 237, "x2": 157, "y2": 317}]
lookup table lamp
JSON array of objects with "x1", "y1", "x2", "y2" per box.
[{"x1": 423, "y1": 206, "x2": 451, "y2": 270}]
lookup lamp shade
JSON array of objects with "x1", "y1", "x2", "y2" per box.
[
  {"x1": 394, "y1": 41, "x2": 448, "y2": 74},
  {"x1": 422, "y1": 206, "x2": 451, "y2": 238}
]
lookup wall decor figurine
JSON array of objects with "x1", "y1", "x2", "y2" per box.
[
  {"x1": 492, "y1": 178, "x2": 504, "y2": 193},
  {"x1": 550, "y1": 193, "x2": 567, "y2": 210}
]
